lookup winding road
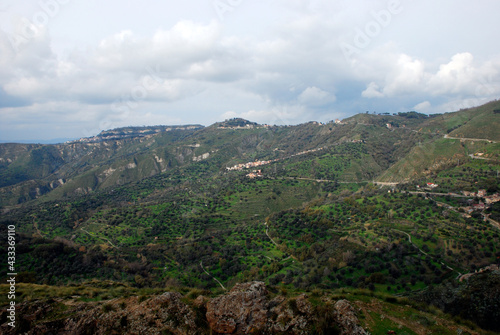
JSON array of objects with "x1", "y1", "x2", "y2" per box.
[
  {"x1": 444, "y1": 134, "x2": 497, "y2": 143},
  {"x1": 393, "y1": 229, "x2": 461, "y2": 277},
  {"x1": 265, "y1": 223, "x2": 279, "y2": 247},
  {"x1": 280, "y1": 176, "x2": 398, "y2": 187},
  {"x1": 200, "y1": 261, "x2": 226, "y2": 290}
]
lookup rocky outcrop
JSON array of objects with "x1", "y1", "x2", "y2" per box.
[
  {"x1": 206, "y1": 281, "x2": 369, "y2": 335},
  {"x1": 334, "y1": 300, "x2": 370, "y2": 335},
  {"x1": 207, "y1": 282, "x2": 269, "y2": 333},
  {"x1": 1, "y1": 293, "x2": 200, "y2": 335},
  {"x1": 0, "y1": 282, "x2": 369, "y2": 335},
  {"x1": 266, "y1": 294, "x2": 312, "y2": 334}
]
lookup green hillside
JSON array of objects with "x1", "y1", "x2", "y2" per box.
[
  {"x1": 378, "y1": 138, "x2": 466, "y2": 182},
  {"x1": 419, "y1": 100, "x2": 500, "y2": 141},
  {"x1": 1, "y1": 100, "x2": 499, "y2": 332}
]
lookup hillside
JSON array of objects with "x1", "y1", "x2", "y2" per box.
[
  {"x1": 436, "y1": 100, "x2": 500, "y2": 141},
  {"x1": 2, "y1": 102, "x2": 498, "y2": 207},
  {"x1": 0, "y1": 126, "x2": 203, "y2": 206},
  {"x1": 1, "y1": 280, "x2": 495, "y2": 334},
  {"x1": 1, "y1": 100, "x2": 499, "y2": 333},
  {"x1": 0, "y1": 113, "x2": 436, "y2": 206}
]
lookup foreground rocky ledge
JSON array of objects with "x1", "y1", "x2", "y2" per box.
[{"x1": 0, "y1": 281, "x2": 369, "y2": 335}]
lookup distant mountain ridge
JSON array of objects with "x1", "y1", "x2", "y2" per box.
[
  {"x1": 70, "y1": 124, "x2": 205, "y2": 143},
  {"x1": 0, "y1": 100, "x2": 499, "y2": 207}
]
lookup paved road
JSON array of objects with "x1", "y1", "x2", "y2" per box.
[
  {"x1": 280, "y1": 176, "x2": 398, "y2": 186},
  {"x1": 468, "y1": 154, "x2": 499, "y2": 162},
  {"x1": 444, "y1": 134, "x2": 497, "y2": 143},
  {"x1": 373, "y1": 182, "x2": 399, "y2": 186},
  {"x1": 408, "y1": 191, "x2": 469, "y2": 198}
]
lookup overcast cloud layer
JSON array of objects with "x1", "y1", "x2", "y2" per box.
[{"x1": 1, "y1": 0, "x2": 499, "y2": 142}]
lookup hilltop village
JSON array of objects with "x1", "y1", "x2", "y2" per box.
[{"x1": 225, "y1": 147, "x2": 328, "y2": 176}]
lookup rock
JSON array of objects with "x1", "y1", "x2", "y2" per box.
[
  {"x1": 0, "y1": 282, "x2": 370, "y2": 334},
  {"x1": 334, "y1": 299, "x2": 370, "y2": 335},
  {"x1": 295, "y1": 294, "x2": 313, "y2": 315},
  {"x1": 1, "y1": 293, "x2": 199, "y2": 335},
  {"x1": 193, "y1": 295, "x2": 208, "y2": 308},
  {"x1": 206, "y1": 282, "x2": 368, "y2": 335},
  {"x1": 266, "y1": 295, "x2": 310, "y2": 334},
  {"x1": 147, "y1": 292, "x2": 198, "y2": 333},
  {"x1": 206, "y1": 281, "x2": 269, "y2": 334}
]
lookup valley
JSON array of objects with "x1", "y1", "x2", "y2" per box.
[{"x1": 0, "y1": 101, "x2": 499, "y2": 334}]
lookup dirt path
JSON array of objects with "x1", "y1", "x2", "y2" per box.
[
  {"x1": 264, "y1": 222, "x2": 297, "y2": 263},
  {"x1": 33, "y1": 219, "x2": 43, "y2": 237},
  {"x1": 265, "y1": 223, "x2": 279, "y2": 247},
  {"x1": 200, "y1": 261, "x2": 226, "y2": 290},
  {"x1": 80, "y1": 228, "x2": 119, "y2": 249},
  {"x1": 393, "y1": 229, "x2": 460, "y2": 276}
]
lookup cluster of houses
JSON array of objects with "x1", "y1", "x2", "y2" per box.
[
  {"x1": 414, "y1": 184, "x2": 500, "y2": 216},
  {"x1": 462, "y1": 190, "x2": 500, "y2": 205},
  {"x1": 463, "y1": 189, "x2": 487, "y2": 197},
  {"x1": 459, "y1": 189, "x2": 500, "y2": 216},
  {"x1": 484, "y1": 193, "x2": 500, "y2": 205},
  {"x1": 416, "y1": 183, "x2": 439, "y2": 189},
  {"x1": 217, "y1": 118, "x2": 347, "y2": 130},
  {"x1": 246, "y1": 170, "x2": 264, "y2": 179},
  {"x1": 290, "y1": 146, "x2": 326, "y2": 158},
  {"x1": 226, "y1": 147, "x2": 328, "y2": 173},
  {"x1": 226, "y1": 160, "x2": 275, "y2": 171},
  {"x1": 218, "y1": 124, "x2": 260, "y2": 130}
]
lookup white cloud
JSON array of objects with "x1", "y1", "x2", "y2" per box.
[
  {"x1": 383, "y1": 54, "x2": 426, "y2": 96},
  {"x1": 428, "y1": 53, "x2": 492, "y2": 96},
  {"x1": 362, "y1": 82, "x2": 383, "y2": 98},
  {"x1": 1, "y1": 20, "x2": 231, "y2": 108},
  {"x1": 413, "y1": 101, "x2": 431, "y2": 112},
  {"x1": 360, "y1": 51, "x2": 500, "y2": 101},
  {"x1": 2, "y1": 1, "x2": 500, "y2": 141},
  {"x1": 298, "y1": 86, "x2": 336, "y2": 107}
]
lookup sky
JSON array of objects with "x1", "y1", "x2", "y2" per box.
[{"x1": 0, "y1": 0, "x2": 499, "y2": 142}]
